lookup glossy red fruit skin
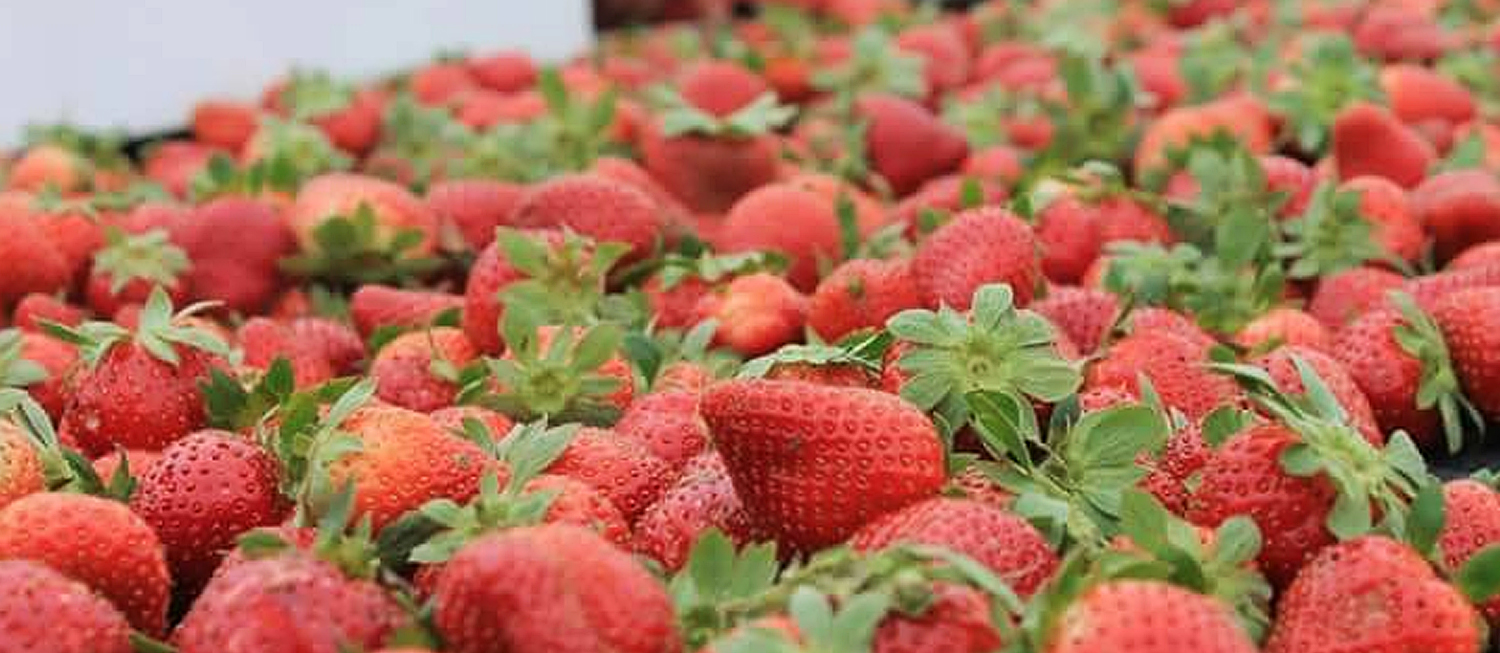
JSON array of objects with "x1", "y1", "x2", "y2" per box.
[
  {"x1": 716, "y1": 184, "x2": 851, "y2": 292},
  {"x1": 430, "y1": 405, "x2": 516, "y2": 441},
  {"x1": 433, "y1": 525, "x2": 682, "y2": 653},
  {"x1": 426, "y1": 178, "x2": 525, "y2": 251},
  {"x1": 1265, "y1": 536, "x2": 1480, "y2": 653},
  {"x1": 1308, "y1": 266, "x2": 1405, "y2": 327},
  {"x1": 1430, "y1": 287, "x2": 1500, "y2": 421},
  {"x1": 692, "y1": 273, "x2": 808, "y2": 356},
  {"x1": 290, "y1": 317, "x2": 366, "y2": 374},
  {"x1": 61, "y1": 343, "x2": 223, "y2": 457},
  {"x1": 702, "y1": 380, "x2": 946, "y2": 552},
  {"x1": 857, "y1": 95, "x2": 970, "y2": 196},
  {"x1": 644, "y1": 274, "x2": 712, "y2": 330},
  {"x1": 639, "y1": 120, "x2": 780, "y2": 215},
  {"x1": 1332, "y1": 308, "x2": 1441, "y2": 446},
  {"x1": 1440, "y1": 480, "x2": 1500, "y2": 625},
  {"x1": 462, "y1": 235, "x2": 534, "y2": 354},
  {"x1": 1038, "y1": 196, "x2": 1174, "y2": 285},
  {"x1": 0, "y1": 492, "x2": 171, "y2": 636},
  {"x1": 1030, "y1": 287, "x2": 1120, "y2": 356},
  {"x1": 1405, "y1": 264, "x2": 1500, "y2": 312},
  {"x1": 1411, "y1": 170, "x2": 1500, "y2": 263},
  {"x1": 371, "y1": 327, "x2": 478, "y2": 413},
  {"x1": 525, "y1": 474, "x2": 633, "y2": 546},
  {"x1": 174, "y1": 198, "x2": 296, "y2": 315},
  {"x1": 912, "y1": 207, "x2": 1040, "y2": 311},
  {"x1": 1235, "y1": 308, "x2": 1331, "y2": 353},
  {"x1": 238, "y1": 317, "x2": 337, "y2": 388},
  {"x1": 852, "y1": 497, "x2": 1059, "y2": 597},
  {"x1": 1188, "y1": 424, "x2": 1337, "y2": 587},
  {"x1": 0, "y1": 211, "x2": 70, "y2": 308},
  {"x1": 12, "y1": 292, "x2": 85, "y2": 331},
  {"x1": 1052, "y1": 580, "x2": 1258, "y2": 653},
  {"x1": 874, "y1": 583, "x2": 1005, "y2": 653},
  {"x1": 173, "y1": 553, "x2": 409, "y2": 653},
  {"x1": 678, "y1": 61, "x2": 769, "y2": 117},
  {"x1": 1342, "y1": 175, "x2": 1425, "y2": 264},
  {"x1": 131, "y1": 430, "x2": 289, "y2": 596},
  {"x1": 1087, "y1": 331, "x2": 1244, "y2": 422},
  {"x1": 19, "y1": 331, "x2": 77, "y2": 419},
  {"x1": 1332, "y1": 102, "x2": 1435, "y2": 189},
  {"x1": 632, "y1": 452, "x2": 755, "y2": 571},
  {"x1": 1254, "y1": 346, "x2": 1382, "y2": 444},
  {"x1": 614, "y1": 391, "x2": 709, "y2": 470},
  {"x1": 508, "y1": 174, "x2": 668, "y2": 263},
  {"x1": 545, "y1": 427, "x2": 675, "y2": 524},
  {"x1": 350, "y1": 284, "x2": 464, "y2": 338},
  {"x1": 0, "y1": 559, "x2": 133, "y2": 653},
  {"x1": 809, "y1": 259, "x2": 923, "y2": 343}
]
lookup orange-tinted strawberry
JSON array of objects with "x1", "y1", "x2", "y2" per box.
[
  {"x1": 631, "y1": 452, "x2": 754, "y2": 571},
  {"x1": 1234, "y1": 307, "x2": 1331, "y2": 353},
  {"x1": 702, "y1": 379, "x2": 945, "y2": 552},
  {"x1": 614, "y1": 390, "x2": 709, "y2": 470},
  {"x1": 286, "y1": 172, "x2": 440, "y2": 259},
  {"x1": 0, "y1": 492, "x2": 170, "y2": 635},
  {"x1": 716, "y1": 182, "x2": 878, "y2": 292},
  {"x1": 852, "y1": 497, "x2": 1059, "y2": 597},
  {"x1": 0, "y1": 559, "x2": 133, "y2": 653},
  {"x1": 1087, "y1": 330, "x2": 1243, "y2": 421},
  {"x1": 508, "y1": 174, "x2": 669, "y2": 262},
  {"x1": 350, "y1": 284, "x2": 464, "y2": 338},
  {"x1": 1050, "y1": 580, "x2": 1258, "y2": 653},
  {"x1": 858, "y1": 94, "x2": 970, "y2": 196},
  {"x1": 691, "y1": 272, "x2": 808, "y2": 356},
  {"x1": 409, "y1": 61, "x2": 480, "y2": 106},
  {"x1": 0, "y1": 421, "x2": 43, "y2": 511},
  {"x1": 808, "y1": 258, "x2": 922, "y2": 342},
  {"x1": 467, "y1": 50, "x2": 538, "y2": 93},
  {"x1": 426, "y1": 178, "x2": 525, "y2": 251},
  {"x1": 912, "y1": 207, "x2": 1041, "y2": 310},
  {"x1": 544, "y1": 427, "x2": 674, "y2": 523},
  {"x1": 1134, "y1": 96, "x2": 1275, "y2": 175},
  {"x1": 1308, "y1": 266, "x2": 1405, "y2": 327},
  {"x1": 433, "y1": 525, "x2": 681, "y2": 653},
  {"x1": 370, "y1": 327, "x2": 477, "y2": 413},
  {"x1": 6, "y1": 144, "x2": 92, "y2": 194},
  {"x1": 1410, "y1": 169, "x2": 1500, "y2": 262},
  {"x1": 89, "y1": 448, "x2": 162, "y2": 484},
  {"x1": 1331, "y1": 102, "x2": 1436, "y2": 189}
]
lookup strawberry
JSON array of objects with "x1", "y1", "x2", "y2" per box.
[
  {"x1": 1341, "y1": 175, "x2": 1426, "y2": 264},
  {"x1": 173, "y1": 197, "x2": 297, "y2": 315},
  {"x1": 426, "y1": 178, "x2": 525, "y2": 251},
  {"x1": 631, "y1": 452, "x2": 755, "y2": 571},
  {"x1": 522, "y1": 474, "x2": 632, "y2": 547},
  {"x1": 1353, "y1": 4, "x2": 1455, "y2": 62},
  {"x1": 508, "y1": 173, "x2": 669, "y2": 262},
  {"x1": 1261, "y1": 155, "x2": 1317, "y2": 218},
  {"x1": 85, "y1": 228, "x2": 190, "y2": 317},
  {"x1": 1404, "y1": 264, "x2": 1500, "y2": 311},
  {"x1": 1331, "y1": 102, "x2": 1436, "y2": 189},
  {"x1": 873, "y1": 583, "x2": 1006, "y2": 653},
  {"x1": 90, "y1": 448, "x2": 161, "y2": 484},
  {"x1": 543, "y1": 426, "x2": 674, "y2": 523},
  {"x1": 1265, "y1": 536, "x2": 1480, "y2": 653},
  {"x1": 716, "y1": 182, "x2": 877, "y2": 292},
  {"x1": 639, "y1": 92, "x2": 790, "y2": 214},
  {"x1": 614, "y1": 390, "x2": 710, "y2": 469},
  {"x1": 1381, "y1": 64, "x2": 1476, "y2": 127},
  {"x1": 1037, "y1": 194, "x2": 1174, "y2": 286},
  {"x1": 851, "y1": 497, "x2": 1060, "y2": 597},
  {"x1": 284, "y1": 172, "x2": 441, "y2": 277},
  {"x1": 1430, "y1": 286, "x2": 1500, "y2": 423},
  {"x1": 462, "y1": 229, "x2": 624, "y2": 354},
  {"x1": 892, "y1": 175, "x2": 1008, "y2": 236},
  {"x1": 350, "y1": 284, "x2": 464, "y2": 338},
  {"x1": 190, "y1": 99, "x2": 260, "y2": 152},
  {"x1": 1253, "y1": 345, "x2": 1380, "y2": 443},
  {"x1": 1449, "y1": 241, "x2": 1500, "y2": 270},
  {"x1": 691, "y1": 272, "x2": 808, "y2": 356},
  {"x1": 1234, "y1": 307, "x2": 1331, "y2": 353},
  {"x1": 1087, "y1": 330, "x2": 1244, "y2": 421},
  {"x1": 1122, "y1": 307, "x2": 1218, "y2": 349},
  {"x1": 372, "y1": 327, "x2": 477, "y2": 412},
  {"x1": 1410, "y1": 169, "x2": 1500, "y2": 263},
  {"x1": 0, "y1": 420, "x2": 43, "y2": 510},
  {"x1": 701, "y1": 379, "x2": 945, "y2": 552},
  {"x1": 131, "y1": 429, "x2": 288, "y2": 596},
  {"x1": 430, "y1": 405, "x2": 515, "y2": 440},
  {"x1": 1134, "y1": 96, "x2": 1275, "y2": 175},
  {"x1": 1047, "y1": 580, "x2": 1258, "y2": 653},
  {"x1": 0, "y1": 559, "x2": 132, "y2": 653},
  {"x1": 289, "y1": 317, "x2": 366, "y2": 374},
  {"x1": 0, "y1": 206, "x2": 70, "y2": 308},
  {"x1": 1438, "y1": 478, "x2": 1500, "y2": 626},
  {"x1": 12, "y1": 292, "x2": 85, "y2": 332},
  {"x1": 808, "y1": 258, "x2": 922, "y2": 342},
  {"x1": 679, "y1": 61, "x2": 771, "y2": 117},
  {"x1": 896, "y1": 23, "x2": 971, "y2": 96},
  {"x1": 7, "y1": 329, "x2": 78, "y2": 420},
  {"x1": 433, "y1": 524, "x2": 681, "y2": 653},
  {"x1": 0, "y1": 492, "x2": 171, "y2": 635},
  {"x1": 410, "y1": 61, "x2": 479, "y2": 106},
  {"x1": 1030, "y1": 287, "x2": 1121, "y2": 356},
  {"x1": 963, "y1": 145, "x2": 1025, "y2": 184},
  {"x1": 857, "y1": 94, "x2": 970, "y2": 196},
  {"x1": 5, "y1": 144, "x2": 92, "y2": 194},
  {"x1": 467, "y1": 50, "x2": 538, "y2": 93},
  {"x1": 55, "y1": 289, "x2": 229, "y2": 456},
  {"x1": 912, "y1": 207, "x2": 1041, "y2": 310},
  {"x1": 143, "y1": 140, "x2": 218, "y2": 197},
  {"x1": 237, "y1": 318, "x2": 335, "y2": 388},
  {"x1": 1307, "y1": 266, "x2": 1404, "y2": 327}
]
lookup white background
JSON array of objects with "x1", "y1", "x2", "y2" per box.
[{"x1": 0, "y1": 1, "x2": 592, "y2": 144}]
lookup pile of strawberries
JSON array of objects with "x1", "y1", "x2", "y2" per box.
[{"x1": 12, "y1": 0, "x2": 1500, "y2": 651}]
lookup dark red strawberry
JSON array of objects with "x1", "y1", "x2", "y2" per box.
[
  {"x1": 614, "y1": 390, "x2": 709, "y2": 470},
  {"x1": 174, "y1": 197, "x2": 296, "y2": 315},
  {"x1": 631, "y1": 452, "x2": 755, "y2": 572},
  {"x1": 350, "y1": 284, "x2": 464, "y2": 338},
  {"x1": 858, "y1": 94, "x2": 970, "y2": 196},
  {"x1": 1331, "y1": 102, "x2": 1436, "y2": 189},
  {"x1": 638, "y1": 92, "x2": 788, "y2": 214},
  {"x1": 912, "y1": 207, "x2": 1041, "y2": 310},
  {"x1": 0, "y1": 559, "x2": 132, "y2": 653},
  {"x1": 852, "y1": 497, "x2": 1059, "y2": 597}
]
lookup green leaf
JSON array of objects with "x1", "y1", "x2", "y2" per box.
[
  {"x1": 1406, "y1": 483, "x2": 1446, "y2": 558},
  {"x1": 1457, "y1": 544, "x2": 1500, "y2": 604}
]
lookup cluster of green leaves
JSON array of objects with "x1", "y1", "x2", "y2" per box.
[
  {"x1": 1265, "y1": 34, "x2": 1382, "y2": 156},
  {"x1": 45, "y1": 286, "x2": 229, "y2": 366},
  {"x1": 461, "y1": 310, "x2": 626, "y2": 426},
  {"x1": 92, "y1": 227, "x2": 191, "y2": 294},
  {"x1": 1388, "y1": 293, "x2": 1485, "y2": 454},
  {"x1": 279, "y1": 203, "x2": 445, "y2": 288},
  {"x1": 811, "y1": 28, "x2": 926, "y2": 102},
  {"x1": 1023, "y1": 54, "x2": 1143, "y2": 184},
  {"x1": 23, "y1": 122, "x2": 131, "y2": 172},
  {"x1": 279, "y1": 69, "x2": 357, "y2": 121},
  {"x1": 652, "y1": 88, "x2": 798, "y2": 140}
]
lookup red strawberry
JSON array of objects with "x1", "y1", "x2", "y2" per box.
[
  {"x1": 237, "y1": 317, "x2": 337, "y2": 388},
  {"x1": 143, "y1": 140, "x2": 218, "y2": 197},
  {"x1": 430, "y1": 405, "x2": 515, "y2": 440},
  {"x1": 462, "y1": 230, "x2": 618, "y2": 355},
  {"x1": 173, "y1": 551, "x2": 409, "y2": 653},
  {"x1": 5, "y1": 145, "x2": 92, "y2": 194},
  {"x1": 0, "y1": 492, "x2": 170, "y2": 635},
  {"x1": 1331, "y1": 102, "x2": 1436, "y2": 189},
  {"x1": 0, "y1": 421, "x2": 43, "y2": 510},
  {"x1": 1253, "y1": 345, "x2": 1381, "y2": 443},
  {"x1": 678, "y1": 61, "x2": 770, "y2": 117},
  {"x1": 1134, "y1": 96, "x2": 1275, "y2": 174},
  {"x1": 0, "y1": 559, "x2": 132, "y2": 653},
  {"x1": 614, "y1": 390, "x2": 709, "y2": 469},
  {"x1": 1438, "y1": 478, "x2": 1500, "y2": 626},
  {"x1": 289, "y1": 317, "x2": 366, "y2": 374},
  {"x1": 691, "y1": 272, "x2": 808, "y2": 356},
  {"x1": 350, "y1": 284, "x2": 464, "y2": 338},
  {"x1": 0, "y1": 207, "x2": 70, "y2": 308},
  {"x1": 1030, "y1": 286, "x2": 1121, "y2": 356},
  {"x1": 286, "y1": 172, "x2": 440, "y2": 259},
  {"x1": 1049, "y1": 580, "x2": 1258, "y2": 653},
  {"x1": 874, "y1": 583, "x2": 1005, "y2": 653},
  {"x1": 1262, "y1": 155, "x2": 1318, "y2": 218},
  {"x1": 852, "y1": 497, "x2": 1059, "y2": 597},
  {"x1": 1140, "y1": 423, "x2": 1214, "y2": 516},
  {"x1": 191, "y1": 99, "x2": 260, "y2": 152},
  {"x1": 657, "y1": 360, "x2": 714, "y2": 394},
  {"x1": 717, "y1": 182, "x2": 879, "y2": 292},
  {"x1": 1353, "y1": 5, "x2": 1456, "y2": 62},
  {"x1": 433, "y1": 524, "x2": 681, "y2": 653},
  {"x1": 90, "y1": 448, "x2": 161, "y2": 485},
  {"x1": 1265, "y1": 536, "x2": 1479, "y2": 653},
  {"x1": 327, "y1": 404, "x2": 494, "y2": 531},
  {"x1": 426, "y1": 178, "x2": 525, "y2": 251},
  {"x1": 1234, "y1": 307, "x2": 1331, "y2": 353},
  {"x1": 1410, "y1": 170, "x2": 1500, "y2": 263},
  {"x1": 523, "y1": 474, "x2": 633, "y2": 547},
  {"x1": 85, "y1": 228, "x2": 190, "y2": 317},
  {"x1": 13, "y1": 330, "x2": 78, "y2": 420},
  {"x1": 1404, "y1": 264, "x2": 1500, "y2": 311},
  {"x1": 631, "y1": 452, "x2": 755, "y2": 571},
  {"x1": 1087, "y1": 330, "x2": 1244, "y2": 421},
  {"x1": 1122, "y1": 307, "x2": 1218, "y2": 350},
  {"x1": 174, "y1": 197, "x2": 296, "y2": 315},
  {"x1": 892, "y1": 175, "x2": 1009, "y2": 236},
  {"x1": 1334, "y1": 301, "x2": 1473, "y2": 450},
  {"x1": 58, "y1": 292, "x2": 228, "y2": 456},
  {"x1": 1341, "y1": 175, "x2": 1426, "y2": 264},
  {"x1": 808, "y1": 258, "x2": 923, "y2": 342},
  {"x1": 912, "y1": 207, "x2": 1041, "y2": 310},
  {"x1": 508, "y1": 174, "x2": 669, "y2": 262},
  {"x1": 1037, "y1": 195, "x2": 1174, "y2": 285},
  {"x1": 1308, "y1": 266, "x2": 1405, "y2": 327},
  {"x1": 1381, "y1": 64, "x2": 1476, "y2": 127},
  {"x1": 12, "y1": 292, "x2": 84, "y2": 332},
  {"x1": 896, "y1": 23, "x2": 971, "y2": 96},
  {"x1": 410, "y1": 61, "x2": 479, "y2": 106},
  {"x1": 858, "y1": 94, "x2": 970, "y2": 196},
  {"x1": 544, "y1": 427, "x2": 674, "y2": 523},
  {"x1": 1430, "y1": 287, "x2": 1500, "y2": 422},
  {"x1": 371, "y1": 327, "x2": 479, "y2": 413},
  {"x1": 639, "y1": 115, "x2": 782, "y2": 215},
  {"x1": 131, "y1": 430, "x2": 288, "y2": 596},
  {"x1": 963, "y1": 145, "x2": 1025, "y2": 184},
  {"x1": 1449, "y1": 241, "x2": 1500, "y2": 270},
  {"x1": 644, "y1": 273, "x2": 713, "y2": 329},
  {"x1": 467, "y1": 50, "x2": 538, "y2": 93},
  {"x1": 702, "y1": 379, "x2": 945, "y2": 552}
]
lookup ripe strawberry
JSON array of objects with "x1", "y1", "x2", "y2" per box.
[
  {"x1": 1331, "y1": 102, "x2": 1436, "y2": 189},
  {"x1": 173, "y1": 197, "x2": 297, "y2": 314},
  {"x1": 371, "y1": 327, "x2": 478, "y2": 412},
  {"x1": 1265, "y1": 536, "x2": 1479, "y2": 653},
  {"x1": 717, "y1": 182, "x2": 877, "y2": 292},
  {"x1": 327, "y1": 404, "x2": 494, "y2": 531},
  {"x1": 658, "y1": 360, "x2": 713, "y2": 394},
  {"x1": 963, "y1": 145, "x2": 1025, "y2": 184},
  {"x1": 143, "y1": 140, "x2": 218, "y2": 197},
  {"x1": 433, "y1": 524, "x2": 682, "y2": 653},
  {"x1": 426, "y1": 178, "x2": 525, "y2": 251},
  {"x1": 286, "y1": 172, "x2": 440, "y2": 259},
  {"x1": 851, "y1": 497, "x2": 1059, "y2": 597},
  {"x1": 1049, "y1": 580, "x2": 1258, "y2": 653},
  {"x1": 57, "y1": 291, "x2": 229, "y2": 456},
  {"x1": 808, "y1": 259, "x2": 922, "y2": 343},
  {"x1": 1404, "y1": 263, "x2": 1500, "y2": 311},
  {"x1": 1381, "y1": 64, "x2": 1476, "y2": 127},
  {"x1": 522, "y1": 474, "x2": 633, "y2": 547},
  {"x1": 858, "y1": 94, "x2": 970, "y2": 196},
  {"x1": 1340, "y1": 175, "x2": 1426, "y2": 264},
  {"x1": 1410, "y1": 170, "x2": 1500, "y2": 263},
  {"x1": 85, "y1": 228, "x2": 190, "y2": 317},
  {"x1": 1121, "y1": 307, "x2": 1218, "y2": 349},
  {"x1": 9, "y1": 329, "x2": 78, "y2": 420},
  {"x1": 1450, "y1": 241, "x2": 1500, "y2": 270},
  {"x1": 614, "y1": 390, "x2": 709, "y2": 469},
  {"x1": 874, "y1": 583, "x2": 1005, "y2": 653},
  {"x1": 896, "y1": 22, "x2": 970, "y2": 96},
  {"x1": 638, "y1": 107, "x2": 783, "y2": 215},
  {"x1": 1234, "y1": 307, "x2": 1331, "y2": 353},
  {"x1": 1261, "y1": 155, "x2": 1318, "y2": 218},
  {"x1": 5, "y1": 144, "x2": 92, "y2": 194},
  {"x1": 644, "y1": 273, "x2": 713, "y2": 329},
  {"x1": 90, "y1": 448, "x2": 161, "y2": 483},
  {"x1": 0, "y1": 492, "x2": 170, "y2": 635},
  {"x1": 508, "y1": 174, "x2": 669, "y2": 262},
  {"x1": 1430, "y1": 287, "x2": 1500, "y2": 423},
  {"x1": 190, "y1": 99, "x2": 260, "y2": 152},
  {"x1": 462, "y1": 230, "x2": 620, "y2": 354},
  {"x1": 0, "y1": 559, "x2": 132, "y2": 653},
  {"x1": 0, "y1": 207, "x2": 70, "y2": 308},
  {"x1": 892, "y1": 175, "x2": 1008, "y2": 236},
  {"x1": 12, "y1": 292, "x2": 84, "y2": 332},
  {"x1": 350, "y1": 284, "x2": 464, "y2": 338},
  {"x1": 1438, "y1": 478, "x2": 1500, "y2": 626},
  {"x1": 173, "y1": 550, "x2": 409, "y2": 653},
  {"x1": 1087, "y1": 330, "x2": 1244, "y2": 421},
  {"x1": 467, "y1": 50, "x2": 538, "y2": 93},
  {"x1": 237, "y1": 317, "x2": 338, "y2": 388},
  {"x1": 678, "y1": 61, "x2": 770, "y2": 117},
  {"x1": 702, "y1": 379, "x2": 945, "y2": 552},
  {"x1": 1037, "y1": 195, "x2": 1174, "y2": 285},
  {"x1": 543, "y1": 426, "x2": 674, "y2": 523},
  {"x1": 1307, "y1": 266, "x2": 1405, "y2": 327},
  {"x1": 1353, "y1": 4, "x2": 1456, "y2": 62},
  {"x1": 410, "y1": 61, "x2": 479, "y2": 106},
  {"x1": 1030, "y1": 286, "x2": 1121, "y2": 356},
  {"x1": 912, "y1": 207, "x2": 1041, "y2": 310},
  {"x1": 1134, "y1": 96, "x2": 1275, "y2": 174},
  {"x1": 631, "y1": 452, "x2": 754, "y2": 571},
  {"x1": 289, "y1": 317, "x2": 366, "y2": 374},
  {"x1": 0, "y1": 421, "x2": 43, "y2": 510},
  {"x1": 1253, "y1": 345, "x2": 1380, "y2": 443},
  {"x1": 131, "y1": 430, "x2": 288, "y2": 596},
  {"x1": 691, "y1": 272, "x2": 808, "y2": 356}
]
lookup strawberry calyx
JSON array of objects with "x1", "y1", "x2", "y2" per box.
[
  {"x1": 496, "y1": 228, "x2": 631, "y2": 326},
  {"x1": 1213, "y1": 356, "x2": 1430, "y2": 541},
  {"x1": 653, "y1": 249, "x2": 790, "y2": 291},
  {"x1": 461, "y1": 313, "x2": 627, "y2": 425},
  {"x1": 1103, "y1": 241, "x2": 1285, "y2": 336},
  {"x1": 1265, "y1": 33, "x2": 1382, "y2": 156},
  {"x1": 811, "y1": 28, "x2": 927, "y2": 102},
  {"x1": 92, "y1": 227, "x2": 191, "y2": 295},
  {"x1": 253, "y1": 376, "x2": 376, "y2": 514},
  {"x1": 652, "y1": 88, "x2": 798, "y2": 140},
  {"x1": 203, "y1": 357, "x2": 299, "y2": 432},
  {"x1": 23, "y1": 123, "x2": 131, "y2": 173},
  {"x1": 1023, "y1": 54, "x2": 1141, "y2": 181},
  {"x1": 737, "y1": 330, "x2": 891, "y2": 380},
  {"x1": 188, "y1": 151, "x2": 305, "y2": 201},
  {"x1": 1389, "y1": 291, "x2": 1485, "y2": 454},
  {"x1": 279, "y1": 202, "x2": 445, "y2": 288},
  {"x1": 0, "y1": 329, "x2": 49, "y2": 390},
  {"x1": 236, "y1": 482, "x2": 383, "y2": 581},
  {"x1": 44, "y1": 286, "x2": 230, "y2": 367},
  {"x1": 885, "y1": 283, "x2": 1082, "y2": 435},
  {"x1": 1274, "y1": 182, "x2": 1393, "y2": 279},
  {"x1": 280, "y1": 69, "x2": 357, "y2": 121},
  {"x1": 239, "y1": 117, "x2": 353, "y2": 179},
  {"x1": 621, "y1": 319, "x2": 738, "y2": 390},
  {"x1": 0, "y1": 388, "x2": 135, "y2": 501}
]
